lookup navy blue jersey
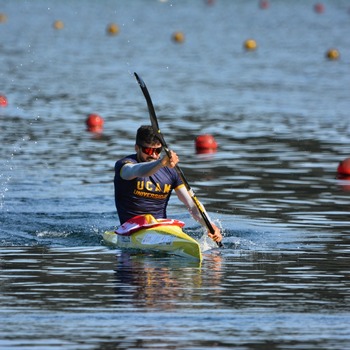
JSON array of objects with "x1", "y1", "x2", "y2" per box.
[{"x1": 114, "y1": 154, "x2": 184, "y2": 224}]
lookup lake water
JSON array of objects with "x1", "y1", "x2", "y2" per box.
[{"x1": 1, "y1": 0, "x2": 350, "y2": 349}]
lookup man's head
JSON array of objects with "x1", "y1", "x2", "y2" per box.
[
  {"x1": 135, "y1": 125, "x2": 162, "y2": 162},
  {"x1": 135, "y1": 125, "x2": 160, "y2": 145}
]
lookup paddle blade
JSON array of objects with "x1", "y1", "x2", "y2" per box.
[{"x1": 134, "y1": 72, "x2": 166, "y2": 146}]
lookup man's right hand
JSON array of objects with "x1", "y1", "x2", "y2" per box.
[{"x1": 161, "y1": 150, "x2": 179, "y2": 168}]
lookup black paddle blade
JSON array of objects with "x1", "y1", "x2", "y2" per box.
[{"x1": 134, "y1": 72, "x2": 166, "y2": 147}]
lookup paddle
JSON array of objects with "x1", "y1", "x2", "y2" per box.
[{"x1": 134, "y1": 72, "x2": 223, "y2": 248}]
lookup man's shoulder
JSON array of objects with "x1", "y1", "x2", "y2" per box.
[
  {"x1": 116, "y1": 154, "x2": 137, "y2": 166},
  {"x1": 115, "y1": 155, "x2": 137, "y2": 174}
]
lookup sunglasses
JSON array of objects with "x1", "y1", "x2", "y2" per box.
[{"x1": 139, "y1": 145, "x2": 162, "y2": 156}]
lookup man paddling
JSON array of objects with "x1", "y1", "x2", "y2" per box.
[{"x1": 114, "y1": 125, "x2": 222, "y2": 244}]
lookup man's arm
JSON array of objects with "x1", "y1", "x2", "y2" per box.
[
  {"x1": 175, "y1": 186, "x2": 222, "y2": 243},
  {"x1": 121, "y1": 160, "x2": 164, "y2": 180},
  {"x1": 121, "y1": 150, "x2": 179, "y2": 180}
]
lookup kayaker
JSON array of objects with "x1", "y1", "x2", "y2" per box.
[{"x1": 114, "y1": 125, "x2": 222, "y2": 244}]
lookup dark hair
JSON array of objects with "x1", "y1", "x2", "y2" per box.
[{"x1": 136, "y1": 125, "x2": 160, "y2": 146}]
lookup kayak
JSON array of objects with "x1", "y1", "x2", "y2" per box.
[{"x1": 103, "y1": 214, "x2": 202, "y2": 261}]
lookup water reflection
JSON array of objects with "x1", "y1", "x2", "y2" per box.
[
  {"x1": 337, "y1": 176, "x2": 350, "y2": 192},
  {"x1": 0, "y1": 247, "x2": 225, "y2": 312},
  {"x1": 113, "y1": 252, "x2": 204, "y2": 309},
  {"x1": 1, "y1": 245, "x2": 350, "y2": 348},
  {"x1": 2, "y1": 245, "x2": 349, "y2": 313}
]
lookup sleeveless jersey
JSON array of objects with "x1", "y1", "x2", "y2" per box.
[{"x1": 114, "y1": 154, "x2": 184, "y2": 224}]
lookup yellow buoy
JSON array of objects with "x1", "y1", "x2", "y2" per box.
[
  {"x1": 172, "y1": 31, "x2": 185, "y2": 43},
  {"x1": 244, "y1": 39, "x2": 257, "y2": 51},
  {"x1": 53, "y1": 20, "x2": 64, "y2": 30},
  {"x1": 107, "y1": 23, "x2": 120, "y2": 35},
  {"x1": 326, "y1": 48, "x2": 340, "y2": 60},
  {"x1": 0, "y1": 13, "x2": 7, "y2": 23}
]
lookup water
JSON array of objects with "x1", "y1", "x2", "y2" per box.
[{"x1": 1, "y1": 0, "x2": 350, "y2": 348}]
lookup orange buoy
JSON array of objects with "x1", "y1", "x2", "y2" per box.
[
  {"x1": 172, "y1": 31, "x2": 185, "y2": 43},
  {"x1": 53, "y1": 20, "x2": 64, "y2": 30},
  {"x1": 195, "y1": 134, "x2": 218, "y2": 154},
  {"x1": 86, "y1": 113, "x2": 104, "y2": 133},
  {"x1": 0, "y1": 13, "x2": 7, "y2": 23},
  {"x1": 314, "y1": 3, "x2": 325, "y2": 13},
  {"x1": 0, "y1": 95, "x2": 8, "y2": 107},
  {"x1": 244, "y1": 39, "x2": 257, "y2": 51},
  {"x1": 326, "y1": 48, "x2": 340, "y2": 60},
  {"x1": 337, "y1": 158, "x2": 350, "y2": 177},
  {"x1": 107, "y1": 23, "x2": 120, "y2": 35}
]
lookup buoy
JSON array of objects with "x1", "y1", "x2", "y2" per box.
[
  {"x1": 326, "y1": 48, "x2": 340, "y2": 60},
  {"x1": 195, "y1": 134, "x2": 218, "y2": 154},
  {"x1": 244, "y1": 39, "x2": 257, "y2": 51},
  {"x1": 0, "y1": 95, "x2": 8, "y2": 107},
  {"x1": 172, "y1": 31, "x2": 185, "y2": 43},
  {"x1": 259, "y1": 0, "x2": 269, "y2": 9},
  {"x1": 337, "y1": 158, "x2": 350, "y2": 177},
  {"x1": 314, "y1": 3, "x2": 325, "y2": 14},
  {"x1": 53, "y1": 20, "x2": 64, "y2": 30},
  {"x1": 107, "y1": 23, "x2": 120, "y2": 35},
  {"x1": 86, "y1": 113, "x2": 104, "y2": 133},
  {"x1": 0, "y1": 13, "x2": 7, "y2": 23}
]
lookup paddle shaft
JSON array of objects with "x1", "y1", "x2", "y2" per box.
[{"x1": 134, "y1": 72, "x2": 223, "y2": 248}]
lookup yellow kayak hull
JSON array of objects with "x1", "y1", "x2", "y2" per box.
[{"x1": 103, "y1": 225, "x2": 202, "y2": 262}]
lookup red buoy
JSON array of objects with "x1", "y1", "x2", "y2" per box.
[
  {"x1": 0, "y1": 95, "x2": 8, "y2": 107},
  {"x1": 195, "y1": 134, "x2": 218, "y2": 154},
  {"x1": 86, "y1": 113, "x2": 104, "y2": 132},
  {"x1": 337, "y1": 158, "x2": 350, "y2": 177},
  {"x1": 314, "y1": 3, "x2": 325, "y2": 13},
  {"x1": 259, "y1": 0, "x2": 269, "y2": 9}
]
